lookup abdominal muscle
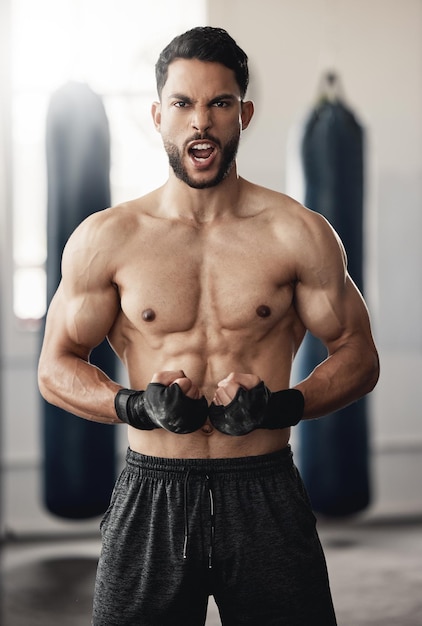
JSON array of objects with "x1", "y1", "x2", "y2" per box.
[
  {"x1": 128, "y1": 424, "x2": 291, "y2": 459},
  {"x1": 125, "y1": 349, "x2": 293, "y2": 459},
  {"x1": 113, "y1": 302, "x2": 300, "y2": 459}
]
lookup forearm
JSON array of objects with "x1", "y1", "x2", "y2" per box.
[
  {"x1": 38, "y1": 353, "x2": 123, "y2": 424},
  {"x1": 294, "y1": 343, "x2": 379, "y2": 419}
]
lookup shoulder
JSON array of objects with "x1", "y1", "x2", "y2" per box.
[
  {"x1": 242, "y1": 179, "x2": 342, "y2": 245},
  {"x1": 241, "y1": 179, "x2": 347, "y2": 277},
  {"x1": 61, "y1": 192, "x2": 159, "y2": 280},
  {"x1": 65, "y1": 192, "x2": 159, "y2": 251}
]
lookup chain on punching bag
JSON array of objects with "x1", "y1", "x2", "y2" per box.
[
  {"x1": 297, "y1": 74, "x2": 370, "y2": 516},
  {"x1": 42, "y1": 82, "x2": 116, "y2": 519}
]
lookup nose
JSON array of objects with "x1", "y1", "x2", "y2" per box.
[{"x1": 191, "y1": 105, "x2": 212, "y2": 133}]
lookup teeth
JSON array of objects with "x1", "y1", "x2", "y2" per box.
[{"x1": 193, "y1": 143, "x2": 212, "y2": 150}]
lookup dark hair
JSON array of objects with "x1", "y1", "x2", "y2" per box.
[{"x1": 155, "y1": 26, "x2": 249, "y2": 99}]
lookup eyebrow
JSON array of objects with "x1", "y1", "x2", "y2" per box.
[{"x1": 167, "y1": 93, "x2": 239, "y2": 104}]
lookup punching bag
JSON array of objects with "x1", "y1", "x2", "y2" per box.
[
  {"x1": 297, "y1": 73, "x2": 370, "y2": 516},
  {"x1": 42, "y1": 82, "x2": 116, "y2": 519}
]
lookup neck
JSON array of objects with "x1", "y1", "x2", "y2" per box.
[{"x1": 161, "y1": 165, "x2": 243, "y2": 224}]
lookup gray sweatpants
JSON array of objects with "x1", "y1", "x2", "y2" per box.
[{"x1": 92, "y1": 446, "x2": 337, "y2": 625}]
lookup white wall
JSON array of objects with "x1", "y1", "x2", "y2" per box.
[
  {"x1": 207, "y1": 0, "x2": 422, "y2": 517},
  {"x1": 1, "y1": 0, "x2": 421, "y2": 538}
]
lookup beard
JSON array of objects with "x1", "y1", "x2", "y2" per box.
[{"x1": 164, "y1": 133, "x2": 240, "y2": 189}]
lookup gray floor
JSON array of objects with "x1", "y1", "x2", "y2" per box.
[{"x1": 1, "y1": 520, "x2": 421, "y2": 625}]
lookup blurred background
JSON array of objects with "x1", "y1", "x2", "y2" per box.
[{"x1": 1, "y1": 0, "x2": 421, "y2": 624}]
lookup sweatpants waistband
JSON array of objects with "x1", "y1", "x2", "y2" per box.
[
  {"x1": 126, "y1": 445, "x2": 293, "y2": 569},
  {"x1": 126, "y1": 445, "x2": 294, "y2": 569},
  {"x1": 125, "y1": 445, "x2": 293, "y2": 481}
]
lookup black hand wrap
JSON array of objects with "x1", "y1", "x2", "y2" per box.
[
  {"x1": 208, "y1": 381, "x2": 304, "y2": 436},
  {"x1": 115, "y1": 383, "x2": 209, "y2": 434}
]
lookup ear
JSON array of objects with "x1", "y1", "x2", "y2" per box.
[
  {"x1": 151, "y1": 101, "x2": 161, "y2": 131},
  {"x1": 240, "y1": 100, "x2": 254, "y2": 130}
]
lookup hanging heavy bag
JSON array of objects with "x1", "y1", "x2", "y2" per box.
[
  {"x1": 297, "y1": 74, "x2": 370, "y2": 516},
  {"x1": 42, "y1": 82, "x2": 116, "y2": 519}
]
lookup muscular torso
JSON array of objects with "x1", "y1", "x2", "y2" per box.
[{"x1": 104, "y1": 181, "x2": 307, "y2": 458}]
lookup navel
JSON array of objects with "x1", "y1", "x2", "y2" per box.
[
  {"x1": 142, "y1": 308, "x2": 156, "y2": 322},
  {"x1": 256, "y1": 304, "x2": 271, "y2": 318}
]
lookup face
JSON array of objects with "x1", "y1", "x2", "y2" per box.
[{"x1": 152, "y1": 58, "x2": 254, "y2": 189}]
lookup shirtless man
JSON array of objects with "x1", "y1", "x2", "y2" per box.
[{"x1": 38, "y1": 26, "x2": 379, "y2": 626}]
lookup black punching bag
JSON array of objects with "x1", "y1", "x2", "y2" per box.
[
  {"x1": 42, "y1": 82, "x2": 116, "y2": 519},
  {"x1": 297, "y1": 74, "x2": 370, "y2": 516}
]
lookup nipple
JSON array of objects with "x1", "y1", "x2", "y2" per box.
[
  {"x1": 142, "y1": 308, "x2": 156, "y2": 322},
  {"x1": 256, "y1": 305, "x2": 271, "y2": 318}
]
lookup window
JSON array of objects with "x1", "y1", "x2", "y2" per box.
[{"x1": 10, "y1": 0, "x2": 205, "y2": 326}]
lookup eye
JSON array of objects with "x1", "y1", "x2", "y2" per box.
[
  {"x1": 174, "y1": 101, "x2": 189, "y2": 108},
  {"x1": 212, "y1": 100, "x2": 229, "y2": 108}
]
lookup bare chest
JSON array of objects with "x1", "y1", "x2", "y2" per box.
[{"x1": 113, "y1": 221, "x2": 296, "y2": 337}]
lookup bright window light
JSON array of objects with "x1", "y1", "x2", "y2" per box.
[
  {"x1": 11, "y1": 0, "x2": 205, "y2": 325},
  {"x1": 14, "y1": 267, "x2": 47, "y2": 322}
]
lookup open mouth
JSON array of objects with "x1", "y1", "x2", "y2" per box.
[{"x1": 188, "y1": 140, "x2": 218, "y2": 167}]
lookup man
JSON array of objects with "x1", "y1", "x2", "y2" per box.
[{"x1": 38, "y1": 26, "x2": 379, "y2": 626}]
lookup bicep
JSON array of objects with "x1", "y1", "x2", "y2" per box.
[
  {"x1": 293, "y1": 214, "x2": 372, "y2": 352},
  {"x1": 295, "y1": 274, "x2": 372, "y2": 353},
  {"x1": 43, "y1": 281, "x2": 120, "y2": 360},
  {"x1": 43, "y1": 222, "x2": 120, "y2": 359}
]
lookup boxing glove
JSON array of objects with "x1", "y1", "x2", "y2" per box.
[
  {"x1": 209, "y1": 381, "x2": 304, "y2": 436},
  {"x1": 115, "y1": 383, "x2": 209, "y2": 434}
]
